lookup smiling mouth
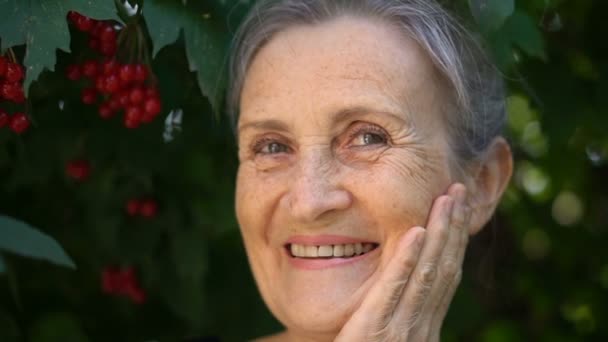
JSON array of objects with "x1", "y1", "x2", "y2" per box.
[{"x1": 286, "y1": 243, "x2": 380, "y2": 259}]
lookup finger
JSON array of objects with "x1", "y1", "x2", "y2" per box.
[
  {"x1": 338, "y1": 227, "x2": 426, "y2": 337},
  {"x1": 428, "y1": 185, "x2": 472, "y2": 340},
  {"x1": 416, "y1": 184, "x2": 468, "y2": 337},
  {"x1": 393, "y1": 195, "x2": 454, "y2": 327}
]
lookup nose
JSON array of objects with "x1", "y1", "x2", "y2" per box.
[{"x1": 285, "y1": 149, "x2": 352, "y2": 223}]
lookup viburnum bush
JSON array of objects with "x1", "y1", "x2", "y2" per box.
[
  {"x1": 0, "y1": 1, "x2": 240, "y2": 341},
  {"x1": 65, "y1": 11, "x2": 163, "y2": 128},
  {"x1": 0, "y1": 54, "x2": 29, "y2": 134}
]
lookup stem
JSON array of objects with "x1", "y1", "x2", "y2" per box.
[
  {"x1": 137, "y1": 23, "x2": 157, "y2": 84},
  {"x1": 25, "y1": 98, "x2": 33, "y2": 124},
  {"x1": 7, "y1": 48, "x2": 17, "y2": 63},
  {"x1": 137, "y1": 0, "x2": 145, "y2": 16}
]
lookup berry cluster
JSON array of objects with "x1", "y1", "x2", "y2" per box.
[
  {"x1": 0, "y1": 56, "x2": 29, "y2": 134},
  {"x1": 66, "y1": 12, "x2": 162, "y2": 129},
  {"x1": 68, "y1": 11, "x2": 117, "y2": 57},
  {"x1": 65, "y1": 159, "x2": 92, "y2": 181},
  {"x1": 125, "y1": 197, "x2": 159, "y2": 218},
  {"x1": 101, "y1": 266, "x2": 146, "y2": 304}
]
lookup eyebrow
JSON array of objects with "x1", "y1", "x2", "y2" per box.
[{"x1": 237, "y1": 105, "x2": 407, "y2": 134}]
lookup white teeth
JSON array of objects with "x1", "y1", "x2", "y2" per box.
[
  {"x1": 344, "y1": 244, "x2": 354, "y2": 257},
  {"x1": 305, "y1": 245, "x2": 318, "y2": 257},
  {"x1": 289, "y1": 243, "x2": 377, "y2": 258},
  {"x1": 290, "y1": 244, "x2": 299, "y2": 256},
  {"x1": 318, "y1": 245, "x2": 333, "y2": 257},
  {"x1": 355, "y1": 243, "x2": 363, "y2": 255}
]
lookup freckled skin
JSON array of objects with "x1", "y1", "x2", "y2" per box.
[{"x1": 236, "y1": 16, "x2": 455, "y2": 341}]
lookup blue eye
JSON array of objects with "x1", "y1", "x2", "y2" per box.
[
  {"x1": 264, "y1": 142, "x2": 289, "y2": 154},
  {"x1": 351, "y1": 126, "x2": 388, "y2": 147},
  {"x1": 361, "y1": 132, "x2": 386, "y2": 145},
  {"x1": 253, "y1": 139, "x2": 290, "y2": 155}
]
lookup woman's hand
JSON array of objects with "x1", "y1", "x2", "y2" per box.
[{"x1": 335, "y1": 183, "x2": 471, "y2": 342}]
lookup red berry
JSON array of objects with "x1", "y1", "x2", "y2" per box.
[
  {"x1": 1, "y1": 82, "x2": 20, "y2": 101},
  {"x1": 144, "y1": 97, "x2": 161, "y2": 116},
  {"x1": 76, "y1": 15, "x2": 94, "y2": 32},
  {"x1": 65, "y1": 159, "x2": 91, "y2": 181},
  {"x1": 65, "y1": 64, "x2": 81, "y2": 81},
  {"x1": 101, "y1": 267, "x2": 120, "y2": 294},
  {"x1": 119, "y1": 64, "x2": 135, "y2": 83},
  {"x1": 128, "y1": 286, "x2": 147, "y2": 304},
  {"x1": 133, "y1": 64, "x2": 148, "y2": 82},
  {"x1": 119, "y1": 267, "x2": 146, "y2": 303},
  {"x1": 125, "y1": 199, "x2": 140, "y2": 216},
  {"x1": 9, "y1": 113, "x2": 29, "y2": 134},
  {"x1": 0, "y1": 57, "x2": 7, "y2": 77},
  {"x1": 108, "y1": 96, "x2": 122, "y2": 111},
  {"x1": 81, "y1": 87, "x2": 97, "y2": 104},
  {"x1": 113, "y1": 266, "x2": 136, "y2": 295},
  {"x1": 117, "y1": 89, "x2": 130, "y2": 107},
  {"x1": 98, "y1": 103, "x2": 114, "y2": 119},
  {"x1": 67, "y1": 11, "x2": 81, "y2": 24},
  {"x1": 0, "y1": 110, "x2": 9, "y2": 128},
  {"x1": 141, "y1": 112, "x2": 155, "y2": 124},
  {"x1": 104, "y1": 74, "x2": 122, "y2": 93},
  {"x1": 124, "y1": 106, "x2": 142, "y2": 129},
  {"x1": 139, "y1": 199, "x2": 158, "y2": 218},
  {"x1": 129, "y1": 87, "x2": 145, "y2": 104},
  {"x1": 101, "y1": 59, "x2": 119, "y2": 75},
  {"x1": 5, "y1": 63, "x2": 24, "y2": 82},
  {"x1": 0, "y1": 82, "x2": 8, "y2": 99},
  {"x1": 145, "y1": 86, "x2": 160, "y2": 98},
  {"x1": 82, "y1": 60, "x2": 99, "y2": 78},
  {"x1": 94, "y1": 76, "x2": 106, "y2": 93},
  {"x1": 100, "y1": 41, "x2": 116, "y2": 57},
  {"x1": 11, "y1": 88, "x2": 25, "y2": 104},
  {"x1": 100, "y1": 24, "x2": 116, "y2": 42},
  {"x1": 88, "y1": 38, "x2": 100, "y2": 52},
  {"x1": 121, "y1": 266, "x2": 137, "y2": 284}
]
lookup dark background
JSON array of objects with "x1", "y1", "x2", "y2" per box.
[{"x1": 0, "y1": 0, "x2": 607, "y2": 341}]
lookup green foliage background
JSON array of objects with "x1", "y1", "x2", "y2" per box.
[{"x1": 0, "y1": 0, "x2": 607, "y2": 341}]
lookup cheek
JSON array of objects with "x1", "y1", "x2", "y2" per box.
[
  {"x1": 348, "y1": 149, "x2": 451, "y2": 233},
  {"x1": 235, "y1": 162, "x2": 288, "y2": 242}
]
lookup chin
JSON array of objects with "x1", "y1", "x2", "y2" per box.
[
  {"x1": 274, "y1": 294, "x2": 355, "y2": 338},
  {"x1": 260, "y1": 254, "x2": 380, "y2": 338}
]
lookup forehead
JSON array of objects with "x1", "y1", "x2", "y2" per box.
[{"x1": 239, "y1": 15, "x2": 445, "y2": 126}]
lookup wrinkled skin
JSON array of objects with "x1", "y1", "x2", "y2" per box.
[{"x1": 235, "y1": 16, "x2": 512, "y2": 342}]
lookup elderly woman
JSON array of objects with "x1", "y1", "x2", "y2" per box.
[{"x1": 227, "y1": 0, "x2": 513, "y2": 340}]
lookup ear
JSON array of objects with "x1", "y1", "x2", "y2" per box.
[{"x1": 466, "y1": 136, "x2": 513, "y2": 235}]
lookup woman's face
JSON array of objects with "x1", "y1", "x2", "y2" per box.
[{"x1": 236, "y1": 16, "x2": 456, "y2": 337}]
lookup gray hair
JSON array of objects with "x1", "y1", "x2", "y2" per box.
[{"x1": 227, "y1": 0, "x2": 506, "y2": 163}]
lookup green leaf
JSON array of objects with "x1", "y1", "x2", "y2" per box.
[
  {"x1": 0, "y1": 215, "x2": 76, "y2": 269},
  {"x1": 0, "y1": 309, "x2": 20, "y2": 342},
  {"x1": 0, "y1": 0, "x2": 120, "y2": 95},
  {"x1": 143, "y1": 0, "x2": 229, "y2": 113},
  {"x1": 29, "y1": 312, "x2": 89, "y2": 342},
  {"x1": 487, "y1": 10, "x2": 547, "y2": 68},
  {"x1": 504, "y1": 11, "x2": 547, "y2": 60},
  {"x1": 469, "y1": 0, "x2": 515, "y2": 33}
]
